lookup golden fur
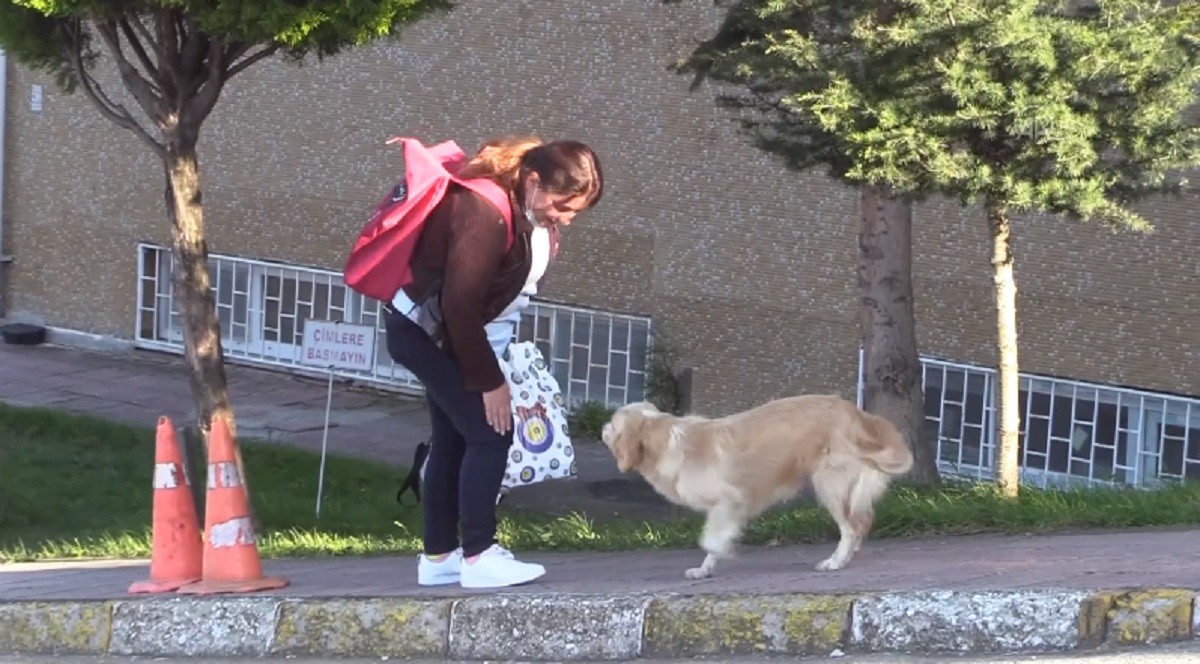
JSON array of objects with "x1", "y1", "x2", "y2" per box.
[{"x1": 600, "y1": 394, "x2": 914, "y2": 578}]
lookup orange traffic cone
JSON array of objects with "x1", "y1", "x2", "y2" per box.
[
  {"x1": 129, "y1": 416, "x2": 204, "y2": 594},
  {"x1": 178, "y1": 415, "x2": 288, "y2": 595}
]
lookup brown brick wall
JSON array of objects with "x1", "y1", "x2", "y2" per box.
[{"x1": 1, "y1": 0, "x2": 1196, "y2": 415}]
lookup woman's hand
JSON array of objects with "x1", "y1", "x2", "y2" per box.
[{"x1": 482, "y1": 383, "x2": 512, "y2": 435}]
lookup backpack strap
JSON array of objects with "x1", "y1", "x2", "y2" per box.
[{"x1": 454, "y1": 178, "x2": 515, "y2": 251}]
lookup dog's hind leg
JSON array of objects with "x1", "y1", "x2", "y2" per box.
[
  {"x1": 812, "y1": 469, "x2": 857, "y2": 571},
  {"x1": 686, "y1": 504, "x2": 745, "y2": 580},
  {"x1": 687, "y1": 553, "x2": 720, "y2": 580},
  {"x1": 852, "y1": 512, "x2": 872, "y2": 553},
  {"x1": 848, "y1": 468, "x2": 890, "y2": 553}
]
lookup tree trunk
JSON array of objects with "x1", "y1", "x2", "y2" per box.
[
  {"x1": 988, "y1": 200, "x2": 1021, "y2": 497},
  {"x1": 858, "y1": 185, "x2": 940, "y2": 485},
  {"x1": 162, "y1": 126, "x2": 254, "y2": 515}
]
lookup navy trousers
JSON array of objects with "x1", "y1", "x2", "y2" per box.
[{"x1": 383, "y1": 309, "x2": 510, "y2": 557}]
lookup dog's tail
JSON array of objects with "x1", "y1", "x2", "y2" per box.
[{"x1": 854, "y1": 412, "x2": 915, "y2": 476}]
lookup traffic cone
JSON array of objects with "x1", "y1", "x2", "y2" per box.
[
  {"x1": 178, "y1": 415, "x2": 288, "y2": 595},
  {"x1": 128, "y1": 416, "x2": 204, "y2": 594}
]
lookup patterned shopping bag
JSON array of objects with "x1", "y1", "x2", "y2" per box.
[
  {"x1": 500, "y1": 341, "x2": 578, "y2": 490},
  {"x1": 396, "y1": 341, "x2": 577, "y2": 508}
]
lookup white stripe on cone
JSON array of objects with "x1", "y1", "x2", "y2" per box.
[
  {"x1": 206, "y1": 461, "x2": 242, "y2": 489},
  {"x1": 152, "y1": 462, "x2": 183, "y2": 489},
  {"x1": 207, "y1": 516, "x2": 256, "y2": 548}
]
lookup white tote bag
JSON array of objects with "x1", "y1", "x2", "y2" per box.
[
  {"x1": 396, "y1": 341, "x2": 577, "y2": 507},
  {"x1": 498, "y1": 341, "x2": 578, "y2": 490}
]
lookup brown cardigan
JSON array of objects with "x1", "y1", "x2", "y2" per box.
[{"x1": 400, "y1": 184, "x2": 533, "y2": 392}]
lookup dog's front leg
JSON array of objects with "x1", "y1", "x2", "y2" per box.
[{"x1": 686, "y1": 504, "x2": 744, "y2": 580}]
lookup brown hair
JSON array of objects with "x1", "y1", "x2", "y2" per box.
[
  {"x1": 520, "y1": 140, "x2": 604, "y2": 208},
  {"x1": 457, "y1": 135, "x2": 604, "y2": 209},
  {"x1": 456, "y1": 135, "x2": 545, "y2": 191}
]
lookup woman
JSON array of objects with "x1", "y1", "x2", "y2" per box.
[{"x1": 383, "y1": 136, "x2": 604, "y2": 589}]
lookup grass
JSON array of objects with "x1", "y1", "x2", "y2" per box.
[{"x1": 1, "y1": 402, "x2": 1198, "y2": 563}]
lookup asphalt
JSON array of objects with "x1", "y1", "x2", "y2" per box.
[{"x1": 1, "y1": 339, "x2": 1198, "y2": 660}]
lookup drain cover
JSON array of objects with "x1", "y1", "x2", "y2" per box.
[{"x1": 1, "y1": 323, "x2": 47, "y2": 346}]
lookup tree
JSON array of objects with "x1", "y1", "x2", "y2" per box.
[
  {"x1": 858, "y1": 184, "x2": 936, "y2": 486},
  {"x1": 669, "y1": 0, "x2": 945, "y2": 485},
  {"x1": 0, "y1": 0, "x2": 449, "y2": 482},
  {"x1": 673, "y1": 0, "x2": 1200, "y2": 495}
]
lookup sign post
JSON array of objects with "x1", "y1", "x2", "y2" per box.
[{"x1": 299, "y1": 319, "x2": 377, "y2": 520}]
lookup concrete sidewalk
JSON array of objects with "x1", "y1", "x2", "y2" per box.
[
  {"x1": 0, "y1": 340, "x2": 428, "y2": 465},
  {"x1": 1, "y1": 528, "x2": 1198, "y2": 659},
  {"x1": 0, "y1": 340, "x2": 676, "y2": 519}
]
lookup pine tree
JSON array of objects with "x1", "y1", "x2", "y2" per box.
[{"x1": 675, "y1": 0, "x2": 1200, "y2": 495}]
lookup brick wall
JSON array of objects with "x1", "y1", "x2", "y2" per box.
[{"x1": 1, "y1": 0, "x2": 1196, "y2": 414}]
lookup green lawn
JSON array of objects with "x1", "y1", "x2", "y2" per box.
[{"x1": 1, "y1": 402, "x2": 1198, "y2": 562}]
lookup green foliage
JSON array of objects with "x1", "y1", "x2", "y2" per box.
[
  {"x1": 0, "y1": 2, "x2": 84, "y2": 89},
  {"x1": 0, "y1": 401, "x2": 425, "y2": 558},
  {"x1": 645, "y1": 330, "x2": 685, "y2": 414},
  {"x1": 568, "y1": 400, "x2": 616, "y2": 439},
  {"x1": 189, "y1": 0, "x2": 450, "y2": 58},
  {"x1": 0, "y1": 0, "x2": 451, "y2": 110},
  {"x1": 4, "y1": 403, "x2": 1200, "y2": 563},
  {"x1": 679, "y1": 0, "x2": 1200, "y2": 229}
]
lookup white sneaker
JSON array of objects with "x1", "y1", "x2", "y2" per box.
[
  {"x1": 460, "y1": 544, "x2": 546, "y2": 589},
  {"x1": 417, "y1": 548, "x2": 463, "y2": 586}
]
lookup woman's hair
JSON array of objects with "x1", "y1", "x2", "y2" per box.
[
  {"x1": 521, "y1": 140, "x2": 604, "y2": 208},
  {"x1": 455, "y1": 135, "x2": 545, "y2": 191},
  {"x1": 457, "y1": 135, "x2": 604, "y2": 209}
]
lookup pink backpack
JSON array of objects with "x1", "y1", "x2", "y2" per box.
[{"x1": 343, "y1": 137, "x2": 515, "y2": 302}]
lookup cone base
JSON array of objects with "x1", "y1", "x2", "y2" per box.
[
  {"x1": 177, "y1": 575, "x2": 289, "y2": 596},
  {"x1": 128, "y1": 575, "x2": 202, "y2": 594}
]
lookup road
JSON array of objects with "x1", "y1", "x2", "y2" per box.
[{"x1": 3, "y1": 642, "x2": 1200, "y2": 662}]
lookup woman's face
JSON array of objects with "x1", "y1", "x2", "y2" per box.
[{"x1": 524, "y1": 173, "x2": 589, "y2": 227}]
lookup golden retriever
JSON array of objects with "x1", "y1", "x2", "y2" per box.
[{"x1": 600, "y1": 395, "x2": 913, "y2": 578}]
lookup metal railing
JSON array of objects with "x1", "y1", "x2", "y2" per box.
[
  {"x1": 858, "y1": 349, "x2": 1200, "y2": 488},
  {"x1": 140, "y1": 242, "x2": 1198, "y2": 488},
  {"x1": 135, "y1": 243, "x2": 650, "y2": 407}
]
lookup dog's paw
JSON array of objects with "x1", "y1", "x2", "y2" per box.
[
  {"x1": 685, "y1": 566, "x2": 712, "y2": 580},
  {"x1": 815, "y1": 557, "x2": 845, "y2": 572}
]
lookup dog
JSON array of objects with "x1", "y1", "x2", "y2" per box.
[{"x1": 600, "y1": 394, "x2": 913, "y2": 578}]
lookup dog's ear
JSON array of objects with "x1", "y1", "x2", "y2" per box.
[
  {"x1": 614, "y1": 434, "x2": 644, "y2": 473},
  {"x1": 613, "y1": 414, "x2": 647, "y2": 473}
]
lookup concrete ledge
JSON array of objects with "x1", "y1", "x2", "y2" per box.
[
  {"x1": 0, "y1": 588, "x2": 1196, "y2": 660},
  {"x1": 449, "y1": 594, "x2": 649, "y2": 661},
  {"x1": 643, "y1": 593, "x2": 852, "y2": 657},
  {"x1": 273, "y1": 598, "x2": 451, "y2": 658},
  {"x1": 0, "y1": 601, "x2": 113, "y2": 654},
  {"x1": 110, "y1": 597, "x2": 278, "y2": 657},
  {"x1": 1103, "y1": 589, "x2": 1196, "y2": 646},
  {"x1": 1194, "y1": 595, "x2": 1199, "y2": 639},
  {"x1": 0, "y1": 317, "x2": 139, "y2": 354},
  {"x1": 851, "y1": 589, "x2": 1091, "y2": 653},
  {"x1": 45, "y1": 326, "x2": 136, "y2": 354}
]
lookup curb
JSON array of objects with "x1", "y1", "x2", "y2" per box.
[{"x1": 0, "y1": 587, "x2": 1195, "y2": 660}]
